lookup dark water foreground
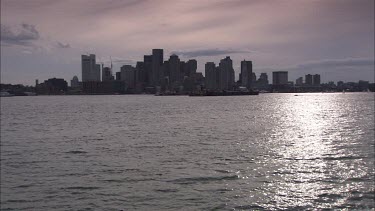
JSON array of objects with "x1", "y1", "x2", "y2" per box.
[{"x1": 1, "y1": 93, "x2": 374, "y2": 210}]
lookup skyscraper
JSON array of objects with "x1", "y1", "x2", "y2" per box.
[
  {"x1": 152, "y1": 49, "x2": 163, "y2": 86},
  {"x1": 187, "y1": 59, "x2": 197, "y2": 77},
  {"x1": 144, "y1": 55, "x2": 152, "y2": 86},
  {"x1": 313, "y1": 74, "x2": 321, "y2": 85},
  {"x1": 169, "y1": 54, "x2": 181, "y2": 87},
  {"x1": 241, "y1": 60, "x2": 252, "y2": 90},
  {"x1": 272, "y1": 71, "x2": 288, "y2": 85},
  {"x1": 205, "y1": 62, "x2": 217, "y2": 90},
  {"x1": 102, "y1": 67, "x2": 113, "y2": 81},
  {"x1": 218, "y1": 56, "x2": 235, "y2": 90},
  {"x1": 81, "y1": 54, "x2": 100, "y2": 82},
  {"x1": 121, "y1": 65, "x2": 136, "y2": 89},
  {"x1": 305, "y1": 74, "x2": 313, "y2": 85}
]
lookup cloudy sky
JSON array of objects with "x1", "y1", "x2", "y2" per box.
[{"x1": 1, "y1": 0, "x2": 374, "y2": 85}]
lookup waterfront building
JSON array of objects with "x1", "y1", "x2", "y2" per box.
[
  {"x1": 296, "y1": 77, "x2": 303, "y2": 85},
  {"x1": 272, "y1": 71, "x2": 288, "y2": 85},
  {"x1": 71, "y1": 76, "x2": 80, "y2": 88},
  {"x1": 82, "y1": 81, "x2": 125, "y2": 94},
  {"x1": 305, "y1": 74, "x2": 313, "y2": 85},
  {"x1": 258, "y1": 73, "x2": 269, "y2": 85},
  {"x1": 121, "y1": 65, "x2": 136, "y2": 90},
  {"x1": 82, "y1": 54, "x2": 100, "y2": 82},
  {"x1": 256, "y1": 72, "x2": 269, "y2": 90},
  {"x1": 36, "y1": 78, "x2": 68, "y2": 94},
  {"x1": 241, "y1": 60, "x2": 252, "y2": 90}
]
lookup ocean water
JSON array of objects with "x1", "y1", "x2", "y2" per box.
[{"x1": 1, "y1": 93, "x2": 374, "y2": 210}]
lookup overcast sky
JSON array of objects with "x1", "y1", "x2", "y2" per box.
[{"x1": 1, "y1": 0, "x2": 374, "y2": 85}]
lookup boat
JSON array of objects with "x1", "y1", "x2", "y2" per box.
[
  {"x1": 0, "y1": 91, "x2": 15, "y2": 97},
  {"x1": 189, "y1": 90, "x2": 259, "y2": 96}
]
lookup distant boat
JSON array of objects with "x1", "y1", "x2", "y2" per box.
[
  {"x1": 24, "y1": 92, "x2": 37, "y2": 96},
  {"x1": 0, "y1": 91, "x2": 15, "y2": 97},
  {"x1": 189, "y1": 90, "x2": 259, "y2": 96}
]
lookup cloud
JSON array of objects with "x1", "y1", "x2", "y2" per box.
[
  {"x1": 56, "y1": 41, "x2": 70, "y2": 48},
  {"x1": 112, "y1": 58, "x2": 136, "y2": 65},
  {"x1": 295, "y1": 58, "x2": 374, "y2": 70},
  {"x1": 0, "y1": 23, "x2": 40, "y2": 46},
  {"x1": 171, "y1": 48, "x2": 253, "y2": 58},
  {"x1": 258, "y1": 58, "x2": 374, "y2": 73}
]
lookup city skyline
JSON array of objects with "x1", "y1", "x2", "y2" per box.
[{"x1": 1, "y1": 0, "x2": 374, "y2": 85}]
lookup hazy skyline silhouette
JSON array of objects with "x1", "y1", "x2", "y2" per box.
[{"x1": 1, "y1": 0, "x2": 374, "y2": 85}]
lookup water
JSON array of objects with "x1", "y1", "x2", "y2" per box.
[{"x1": 1, "y1": 93, "x2": 374, "y2": 210}]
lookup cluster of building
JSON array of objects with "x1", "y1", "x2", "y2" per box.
[
  {"x1": 28, "y1": 48, "x2": 374, "y2": 95},
  {"x1": 76, "y1": 50, "x2": 204, "y2": 94},
  {"x1": 72, "y1": 49, "x2": 267, "y2": 94}
]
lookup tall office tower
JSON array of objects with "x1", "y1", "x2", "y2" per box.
[
  {"x1": 305, "y1": 74, "x2": 313, "y2": 85},
  {"x1": 187, "y1": 59, "x2": 197, "y2": 77},
  {"x1": 168, "y1": 54, "x2": 181, "y2": 86},
  {"x1": 219, "y1": 56, "x2": 235, "y2": 90},
  {"x1": 240, "y1": 60, "x2": 252, "y2": 89},
  {"x1": 296, "y1": 77, "x2": 303, "y2": 85},
  {"x1": 205, "y1": 62, "x2": 217, "y2": 90},
  {"x1": 121, "y1": 65, "x2": 136, "y2": 89},
  {"x1": 313, "y1": 74, "x2": 321, "y2": 85},
  {"x1": 152, "y1": 49, "x2": 164, "y2": 86},
  {"x1": 102, "y1": 67, "x2": 113, "y2": 81},
  {"x1": 82, "y1": 54, "x2": 101, "y2": 82},
  {"x1": 272, "y1": 71, "x2": 288, "y2": 85},
  {"x1": 144, "y1": 55, "x2": 152, "y2": 86}
]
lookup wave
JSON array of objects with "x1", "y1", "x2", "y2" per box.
[
  {"x1": 170, "y1": 175, "x2": 238, "y2": 184},
  {"x1": 65, "y1": 150, "x2": 88, "y2": 154}
]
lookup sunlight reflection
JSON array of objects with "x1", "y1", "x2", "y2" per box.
[{"x1": 267, "y1": 94, "x2": 361, "y2": 209}]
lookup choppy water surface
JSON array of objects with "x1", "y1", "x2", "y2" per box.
[{"x1": 1, "y1": 93, "x2": 374, "y2": 210}]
